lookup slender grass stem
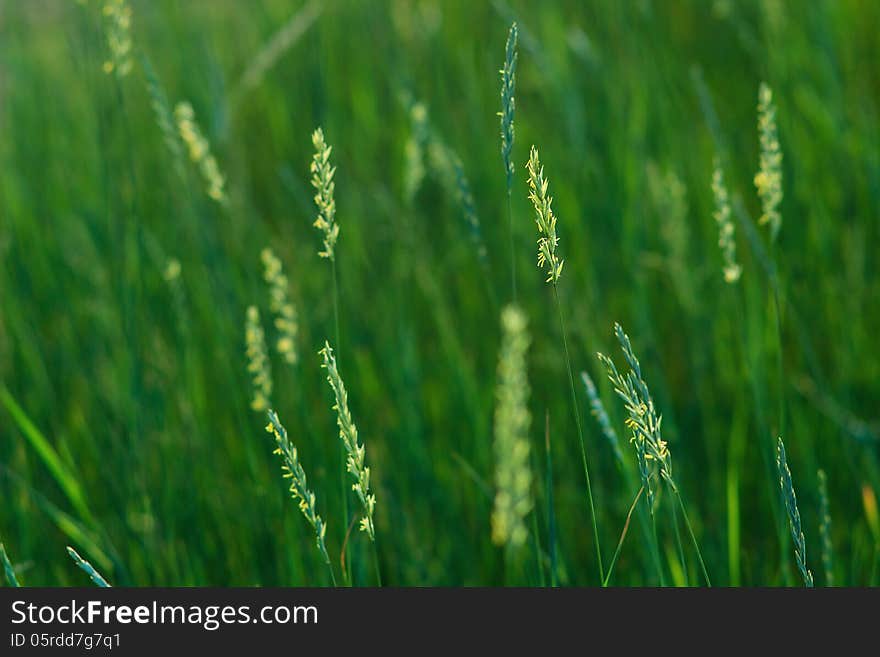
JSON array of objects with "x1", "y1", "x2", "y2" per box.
[
  {"x1": 670, "y1": 494, "x2": 689, "y2": 586},
  {"x1": 330, "y1": 256, "x2": 351, "y2": 585},
  {"x1": 507, "y1": 193, "x2": 517, "y2": 303},
  {"x1": 675, "y1": 490, "x2": 711, "y2": 586},
  {"x1": 545, "y1": 411, "x2": 558, "y2": 587},
  {"x1": 553, "y1": 284, "x2": 603, "y2": 584},
  {"x1": 650, "y1": 510, "x2": 666, "y2": 586},
  {"x1": 602, "y1": 486, "x2": 643, "y2": 586},
  {"x1": 371, "y1": 540, "x2": 382, "y2": 587}
]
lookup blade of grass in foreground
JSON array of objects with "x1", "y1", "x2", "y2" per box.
[
  {"x1": 1, "y1": 387, "x2": 94, "y2": 526},
  {"x1": 1, "y1": 542, "x2": 20, "y2": 587},
  {"x1": 67, "y1": 547, "x2": 111, "y2": 587}
]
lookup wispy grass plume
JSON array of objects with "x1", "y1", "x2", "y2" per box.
[
  {"x1": 67, "y1": 546, "x2": 111, "y2": 587},
  {"x1": 526, "y1": 145, "x2": 602, "y2": 582},
  {"x1": 319, "y1": 342, "x2": 376, "y2": 541},
  {"x1": 142, "y1": 56, "x2": 185, "y2": 181},
  {"x1": 101, "y1": 0, "x2": 133, "y2": 77},
  {"x1": 711, "y1": 158, "x2": 742, "y2": 283},
  {"x1": 581, "y1": 371, "x2": 623, "y2": 465},
  {"x1": 1, "y1": 542, "x2": 19, "y2": 587},
  {"x1": 261, "y1": 248, "x2": 299, "y2": 366},
  {"x1": 775, "y1": 437, "x2": 813, "y2": 587},
  {"x1": 598, "y1": 323, "x2": 711, "y2": 585},
  {"x1": 174, "y1": 102, "x2": 227, "y2": 203},
  {"x1": 265, "y1": 410, "x2": 335, "y2": 585},
  {"x1": 491, "y1": 305, "x2": 532, "y2": 549},
  {"x1": 817, "y1": 469, "x2": 834, "y2": 586},
  {"x1": 754, "y1": 83, "x2": 783, "y2": 240},
  {"x1": 245, "y1": 306, "x2": 273, "y2": 411},
  {"x1": 499, "y1": 22, "x2": 518, "y2": 299}
]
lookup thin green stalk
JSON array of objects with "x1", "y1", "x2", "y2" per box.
[
  {"x1": 675, "y1": 490, "x2": 711, "y2": 586},
  {"x1": 371, "y1": 540, "x2": 382, "y2": 587},
  {"x1": 545, "y1": 411, "x2": 558, "y2": 587},
  {"x1": 651, "y1": 510, "x2": 666, "y2": 586},
  {"x1": 553, "y1": 284, "x2": 603, "y2": 584},
  {"x1": 507, "y1": 193, "x2": 516, "y2": 302},
  {"x1": 670, "y1": 494, "x2": 689, "y2": 586},
  {"x1": 330, "y1": 256, "x2": 350, "y2": 586},
  {"x1": 603, "y1": 486, "x2": 643, "y2": 586}
]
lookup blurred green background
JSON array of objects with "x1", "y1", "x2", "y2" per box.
[{"x1": 1, "y1": 0, "x2": 878, "y2": 586}]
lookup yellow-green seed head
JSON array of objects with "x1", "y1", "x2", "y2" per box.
[
  {"x1": 174, "y1": 102, "x2": 227, "y2": 203},
  {"x1": 245, "y1": 305, "x2": 272, "y2": 411},
  {"x1": 754, "y1": 83, "x2": 783, "y2": 240},
  {"x1": 310, "y1": 128, "x2": 339, "y2": 259},
  {"x1": 526, "y1": 146, "x2": 564, "y2": 284},
  {"x1": 491, "y1": 305, "x2": 532, "y2": 549},
  {"x1": 261, "y1": 248, "x2": 299, "y2": 365}
]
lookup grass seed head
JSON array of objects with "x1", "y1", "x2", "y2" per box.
[
  {"x1": 711, "y1": 158, "x2": 742, "y2": 283},
  {"x1": 319, "y1": 342, "x2": 376, "y2": 540},
  {"x1": 776, "y1": 437, "x2": 814, "y2": 587},
  {"x1": 526, "y1": 146, "x2": 564, "y2": 284},
  {"x1": 499, "y1": 22, "x2": 518, "y2": 194},
  {"x1": 261, "y1": 248, "x2": 299, "y2": 365},
  {"x1": 754, "y1": 83, "x2": 783, "y2": 240},
  {"x1": 245, "y1": 305, "x2": 273, "y2": 412},
  {"x1": 174, "y1": 102, "x2": 227, "y2": 203},
  {"x1": 265, "y1": 410, "x2": 331, "y2": 566},
  {"x1": 491, "y1": 305, "x2": 532, "y2": 549},
  {"x1": 310, "y1": 128, "x2": 339, "y2": 260}
]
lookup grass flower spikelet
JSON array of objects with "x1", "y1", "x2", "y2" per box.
[
  {"x1": 174, "y1": 102, "x2": 227, "y2": 203},
  {"x1": 597, "y1": 323, "x2": 672, "y2": 512},
  {"x1": 581, "y1": 370, "x2": 623, "y2": 464},
  {"x1": 245, "y1": 305, "x2": 273, "y2": 411},
  {"x1": 265, "y1": 410, "x2": 332, "y2": 569},
  {"x1": 754, "y1": 83, "x2": 783, "y2": 240},
  {"x1": 776, "y1": 437, "x2": 813, "y2": 587},
  {"x1": 319, "y1": 342, "x2": 376, "y2": 540},
  {"x1": 261, "y1": 248, "x2": 299, "y2": 365},
  {"x1": 711, "y1": 158, "x2": 742, "y2": 283},
  {"x1": 499, "y1": 22, "x2": 518, "y2": 193},
  {"x1": 102, "y1": 0, "x2": 133, "y2": 77},
  {"x1": 310, "y1": 128, "x2": 339, "y2": 260},
  {"x1": 491, "y1": 305, "x2": 532, "y2": 549},
  {"x1": 526, "y1": 146, "x2": 564, "y2": 284}
]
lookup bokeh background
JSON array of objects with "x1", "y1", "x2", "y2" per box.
[{"x1": 1, "y1": 0, "x2": 878, "y2": 586}]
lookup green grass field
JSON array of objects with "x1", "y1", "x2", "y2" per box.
[{"x1": 1, "y1": 0, "x2": 879, "y2": 587}]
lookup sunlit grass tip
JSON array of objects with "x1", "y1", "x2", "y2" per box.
[
  {"x1": 245, "y1": 305, "x2": 273, "y2": 412},
  {"x1": 775, "y1": 437, "x2": 813, "y2": 587},
  {"x1": 174, "y1": 101, "x2": 227, "y2": 203},
  {"x1": 754, "y1": 82, "x2": 783, "y2": 241},
  {"x1": 261, "y1": 248, "x2": 299, "y2": 365},
  {"x1": 66, "y1": 547, "x2": 111, "y2": 587},
  {"x1": 310, "y1": 127, "x2": 339, "y2": 260},
  {"x1": 491, "y1": 305, "x2": 533, "y2": 549},
  {"x1": 319, "y1": 341, "x2": 376, "y2": 540},
  {"x1": 526, "y1": 146, "x2": 564, "y2": 284},
  {"x1": 711, "y1": 157, "x2": 742, "y2": 283}
]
